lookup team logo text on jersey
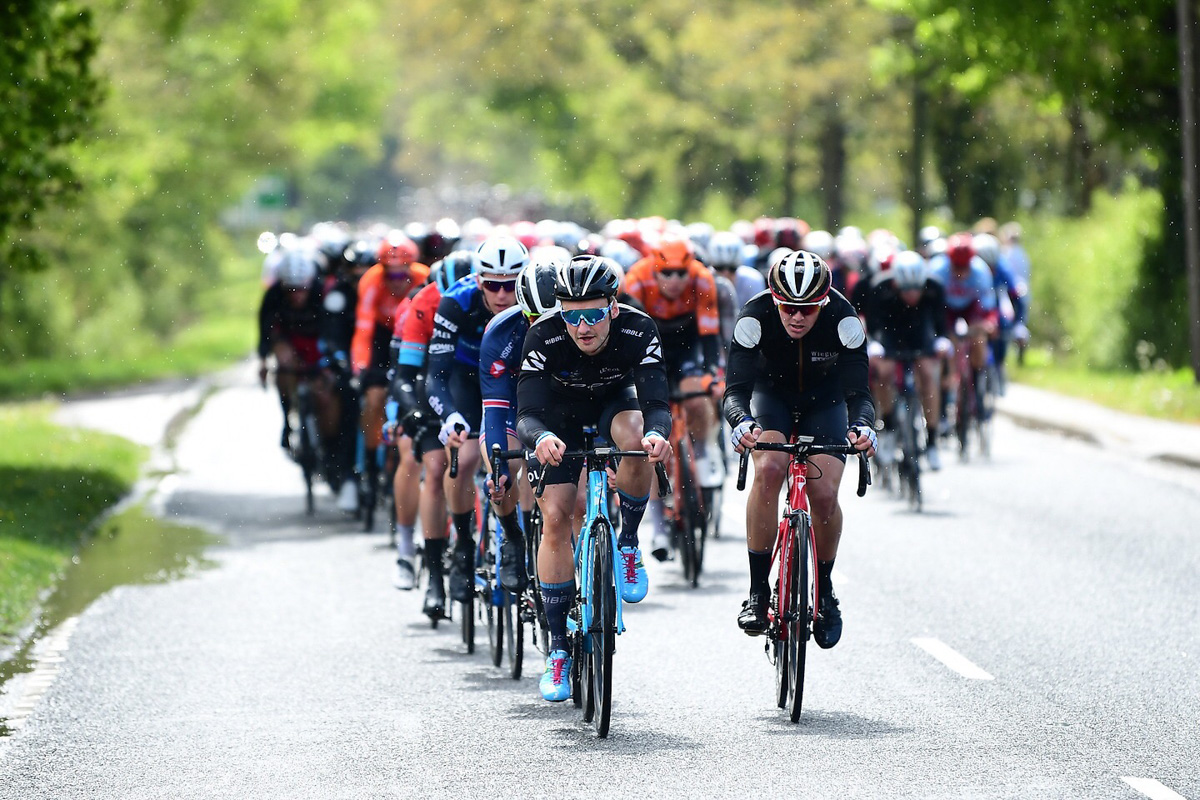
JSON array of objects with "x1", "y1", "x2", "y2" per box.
[{"x1": 490, "y1": 360, "x2": 506, "y2": 377}]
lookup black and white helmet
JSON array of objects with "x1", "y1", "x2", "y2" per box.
[
  {"x1": 475, "y1": 235, "x2": 530, "y2": 277},
  {"x1": 891, "y1": 250, "x2": 927, "y2": 290},
  {"x1": 278, "y1": 250, "x2": 318, "y2": 288},
  {"x1": 708, "y1": 231, "x2": 745, "y2": 268},
  {"x1": 529, "y1": 245, "x2": 573, "y2": 271},
  {"x1": 554, "y1": 255, "x2": 621, "y2": 301},
  {"x1": 516, "y1": 264, "x2": 561, "y2": 318},
  {"x1": 768, "y1": 249, "x2": 832, "y2": 305}
]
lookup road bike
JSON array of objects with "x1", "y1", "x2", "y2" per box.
[
  {"x1": 736, "y1": 432, "x2": 869, "y2": 722},
  {"x1": 448, "y1": 429, "x2": 482, "y2": 654},
  {"x1": 950, "y1": 318, "x2": 996, "y2": 462},
  {"x1": 889, "y1": 350, "x2": 927, "y2": 512},
  {"x1": 274, "y1": 365, "x2": 324, "y2": 515},
  {"x1": 663, "y1": 388, "x2": 715, "y2": 587},
  {"x1": 524, "y1": 428, "x2": 670, "y2": 737}
]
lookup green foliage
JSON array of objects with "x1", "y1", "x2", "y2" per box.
[
  {"x1": 0, "y1": 0, "x2": 102, "y2": 274},
  {"x1": 0, "y1": 404, "x2": 144, "y2": 637}
]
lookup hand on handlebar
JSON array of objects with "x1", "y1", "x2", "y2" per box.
[
  {"x1": 439, "y1": 412, "x2": 470, "y2": 447},
  {"x1": 731, "y1": 419, "x2": 761, "y2": 454},
  {"x1": 641, "y1": 433, "x2": 671, "y2": 464},
  {"x1": 534, "y1": 434, "x2": 566, "y2": 467},
  {"x1": 847, "y1": 425, "x2": 877, "y2": 458},
  {"x1": 486, "y1": 473, "x2": 510, "y2": 503},
  {"x1": 258, "y1": 362, "x2": 269, "y2": 390}
]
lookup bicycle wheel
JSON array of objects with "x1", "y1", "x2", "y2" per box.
[
  {"x1": 362, "y1": 453, "x2": 379, "y2": 531},
  {"x1": 773, "y1": 526, "x2": 790, "y2": 709},
  {"x1": 485, "y1": 526, "x2": 502, "y2": 668},
  {"x1": 787, "y1": 515, "x2": 815, "y2": 723},
  {"x1": 295, "y1": 392, "x2": 317, "y2": 516},
  {"x1": 955, "y1": 378, "x2": 973, "y2": 461},
  {"x1": 897, "y1": 396, "x2": 922, "y2": 512},
  {"x1": 527, "y1": 508, "x2": 550, "y2": 656},
  {"x1": 505, "y1": 589, "x2": 523, "y2": 679},
  {"x1": 587, "y1": 518, "x2": 616, "y2": 738},
  {"x1": 674, "y1": 440, "x2": 700, "y2": 586},
  {"x1": 681, "y1": 466, "x2": 706, "y2": 588}
]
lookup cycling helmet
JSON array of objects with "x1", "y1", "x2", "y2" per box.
[
  {"x1": 516, "y1": 263, "x2": 561, "y2": 317},
  {"x1": 529, "y1": 245, "x2": 573, "y2": 271},
  {"x1": 891, "y1": 250, "x2": 927, "y2": 290},
  {"x1": 476, "y1": 235, "x2": 530, "y2": 276},
  {"x1": 651, "y1": 238, "x2": 693, "y2": 270},
  {"x1": 379, "y1": 235, "x2": 419, "y2": 267},
  {"x1": 555, "y1": 255, "x2": 621, "y2": 301},
  {"x1": 685, "y1": 221, "x2": 714, "y2": 250},
  {"x1": 598, "y1": 238, "x2": 641, "y2": 271},
  {"x1": 918, "y1": 225, "x2": 943, "y2": 247},
  {"x1": 801, "y1": 230, "x2": 835, "y2": 260},
  {"x1": 257, "y1": 231, "x2": 278, "y2": 255},
  {"x1": 708, "y1": 231, "x2": 745, "y2": 268},
  {"x1": 509, "y1": 220, "x2": 540, "y2": 251},
  {"x1": 946, "y1": 232, "x2": 975, "y2": 268},
  {"x1": 278, "y1": 250, "x2": 318, "y2": 288},
  {"x1": 768, "y1": 250, "x2": 832, "y2": 305},
  {"x1": 345, "y1": 239, "x2": 379, "y2": 269},
  {"x1": 972, "y1": 233, "x2": 1000, "y2": 268},
  {"x1": 437, "y1": 250, "x2": 481, "y2": 291},
  {"x1": 775, "y1": 218, "x2": 804, "y2": 250}
]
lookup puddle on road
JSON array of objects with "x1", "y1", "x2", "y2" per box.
[{"x1": 0, "y1": 504, "x2": 218, "y2": 735}]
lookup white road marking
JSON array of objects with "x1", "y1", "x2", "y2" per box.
[
  {"x1": 1121, "y1": 777, "x2": 1189, "y2": 800},
  {"x1": 911, "y1": 637, "x2": 995, "y2": 680},
  {"x1": 4, "y1": 617, "x2": 80, "y2": 731}
]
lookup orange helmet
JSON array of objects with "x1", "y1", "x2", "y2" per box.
[
  {"x1": 378, "y1": 235, "x2": 418, "y2": 268},
  {"x1": 652, "y1": 238, "x2": 693, "y2": 270}
]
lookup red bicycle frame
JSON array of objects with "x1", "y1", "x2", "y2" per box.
[{"x1": 769, "y1": 445, "x2": 819, "y2": 641}]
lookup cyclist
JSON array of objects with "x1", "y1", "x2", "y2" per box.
[
  {"x1": 257, "y1": 250, "x2": 339, "y2": 453},
  {"x1": 517, "y1": 255, "x2": 672, "y2": 702},
  {"x1": 724, "y1": 250, "x2": 876, "y2": 648},
  {"x1": 392, "y1": 250, "x2": 480, "y2": 616},
  {"x1": 479, "y1": 254, "x2": 565, "y2": 593},
  {"x1": 929, "y1": 233, "x2": 997, "y2": 425},
  {"x1": 428, "y1": 235, "x2": 529, "y2": 607},
  {"x1": 972, "y1": 232, "x2": 1028, "y2": 394},
  {"x1": 860, "y1": 250, "x2": 952, "y2": 470},
  {"x1": 622, "y1": 237, "x2": 724, "y2": 559},
  {"x1": 708, "y1": 230, "x2": 767, "y2": 308}
]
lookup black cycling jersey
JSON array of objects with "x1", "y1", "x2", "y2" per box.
[
  {"x1": 860, "y1": 274, "x2": 948, "y2": 354},
  {"x1": 516, "y1": 305, "x2": 672, "y2": 446},
  {"x1": 257, "y1": 280, "x2": 325, "y2": 358},
  {"x1": 723, "y1": 290, "x2": 874, "y2": 431}
]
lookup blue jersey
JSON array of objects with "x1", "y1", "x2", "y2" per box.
[
  {"x1": 929, "y1": 254, "x2": 996, "y2": 313},
  {"x1": 479, "y1": 305, "x2": 531, "y2": 474},
  {"x1": 426, "y1": 278, "x2": 494, "y2": 422}
]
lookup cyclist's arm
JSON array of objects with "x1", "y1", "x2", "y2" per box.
[
  {"x1": 424, "y1": 296, "x2": 462, "y2": 423},
  {"x1": 479, "y1": 327, "x2": 518, "y2": 470},
  {"x1": 722, "y1": 317, "x2": 758, "y2": 428},
  {"x1": 927, "y1": 280, "x2": 950, "y2": 339},
  {"x1": 634, "y1": 355, "x2": 672, "y2": 441},
  {"x1": 257, "y1": 286, "x2": 280, "y2": 360},
  {"x1": 515, "y1": 350, "x2": 555, "y2": 449},
  {"x1": 694, "y1": 268, "x2": 724, "y2": 370},
  {"x1": 350, "y1": 269, "x2": 379, "y2": 374},
  {"x1": 835, "y1": 314, "x2": 875, "y2": 430}
]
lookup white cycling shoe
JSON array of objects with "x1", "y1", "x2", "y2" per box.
[{"x1": 337, "y1": 480, "x2": 359, "y2": 512}]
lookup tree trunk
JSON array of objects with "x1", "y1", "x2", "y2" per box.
[
  {"x1": 820, "y1": 108, "x2": 847, "y2": 230},
  {"x1": 1179, "y1": 0, "x2": 1200, "y2": 382},
  {"x1": 782, "y1": 115, "x2": 799, "y2": 217}
]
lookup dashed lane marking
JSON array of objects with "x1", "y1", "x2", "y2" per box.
[
  {"x1": 1121, "y1": 777, "x2": 1189, "y2": 800},
  {"x1": 911, "y1": 637, "x2": 995, "y2": 680}
]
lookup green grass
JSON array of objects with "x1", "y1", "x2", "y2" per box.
[
  {"x1": 0, "y1": 255, "x2": 261, "y2": 401},
  {"x1": 0, "y1": 404, "x2": 146, "y2": 642},
  {"x1": 1011, "y1": 348, "x2": 1200, "y2": 424}
]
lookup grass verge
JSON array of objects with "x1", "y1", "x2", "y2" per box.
[
  {"x1": 0, "y1": 404, "x2": 145, "y2": 645},
  {"x1": 1011, "y1": 348, "x2": 1200, "y2": 424}
]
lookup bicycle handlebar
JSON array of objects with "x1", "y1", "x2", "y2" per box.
[
  {"x1": 447, "y1": 424, "x2": 480, "y2": 479},
  {"x1": 735, "y1": 440, "x2": 871, "y2": 497},
  {"x1": 492, "y1": 445, "x2": 670, "y2": 500}
]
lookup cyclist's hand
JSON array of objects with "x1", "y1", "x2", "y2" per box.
[
  {"x1": 1013, "y1": 323, "x2": 1030, "y2": 344},
  {"x1": 848, "y1": 425, "x2": 877, "y2": 457},
  {"x1": 934, "y1": 336, "x2": 953, "y2": 357},
  {"x1": 642, "y1": 432, "x2": 670, "y2": 464},
  {"x1": 731, "y1": 419, "x2": 760, "y2": 454},
  {"x1": 439, "y1": 412, "x2": 470, "y2": 446},
  {"x1": 258, "y1": 362, "x2": 269, "y2": 389},
  {"x1": 867, "y1": 341, "x2": 885, "y2": 360},
  {"x1": 486, "y1": 473, "x2": 510, "y2": 502},
  {"x1": 534, "y1": 434, "x2": 566, "y2": 466},
  {"x1": 382, "y1": 420, "x2": 398, "y2": 445}
]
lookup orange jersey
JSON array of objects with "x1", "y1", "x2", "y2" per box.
[
  {"x1": 622, "y1": 257, "x2": 721, "y2": 338},
  {"x1": 395, "y1": 281, "x2": 443, "y2": 368},
  {"x1": 352, "y1": 262, "x2": 429, "y2": 372}
]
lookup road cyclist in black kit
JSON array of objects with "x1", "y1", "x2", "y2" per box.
[
  {"x1": 516, "y1": 255, "x2": 673, "y2": 702},
  {"x1": 723, "y1": 250, "x2": 877, "y2": 648}
]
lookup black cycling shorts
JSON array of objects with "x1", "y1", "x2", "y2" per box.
[
  {"x1": 663, "y1": 337, "x2": 707, "y2": 386},
  {"x1": 525, "y1": 385, "x2": 641, "y2": 487},
  {"x1": 750, "y1": 388, "x2": 850, "y2": 463}
]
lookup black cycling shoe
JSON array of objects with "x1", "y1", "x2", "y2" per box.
[
  {"x1": 423, "y1": 578, "x2": 447, "y2": 620},
  {"x1": 448, "y1": 546, "x2": 474, "y2": 603},
  {"x1": 737, "y1": 592, "x2": 769, "y2": 636},
  {"x1": 280, "y1": 423, "x2": 292, "y2": 451},
  {"x1": 813, "y1": 587, "x2": 843, "y2": 649},
  {"x1": 497, "y1": 538, "x2": 528, "y2": 594}
]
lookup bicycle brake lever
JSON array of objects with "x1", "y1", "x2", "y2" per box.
[
  {"x1": 654, "y1": 462, "x2": 671, "y2": 498},
  {"x1": 737, "y1": 449, "x2": 751, "y2": 491},
  {"x1": 857, "y1": 451, "x2": 870, "y2": 497}
]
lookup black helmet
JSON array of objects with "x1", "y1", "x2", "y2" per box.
[
  {"x1": 436, "y1": 250, "x2": 481, "y2": 292},
  {"x1": 516, "y1": 264, "x2": 561, "y2": 317},
  {"x1": 768, "y1": 249, "x2": 832, "y2": 305},
  {"x1": 344, "y1": 239, "x2": 379, "y2": 269},
  {"x1": 554, "y1": 255, "x2": 620, "y2": 301}
]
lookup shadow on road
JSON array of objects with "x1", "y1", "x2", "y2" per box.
[{"x1": 758, "y1": 709, "x2": 910, "y2": 739}]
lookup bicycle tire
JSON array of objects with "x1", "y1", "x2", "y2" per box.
[
  {"x1": 787, "y1": 515, "x2": 815, "y2": 723},
  {"x1": 681, "y1": 463, "x2": 706, "y2": 588},
  {"x1": 485, "y1": 525, "x2": 502, "y2": 668},
  {"x1": 674, "y1": 440, "x2": 698, "y2": 586},
  {"x1": 955, "y1": 378, "x2": 973, "y2": 461},
  {"x1": 527, "y1": 507, "x2": 550, "y2": 656},
  {"x1": 588, "y1": 517, "x2": 616, "y2": 738},
  {"x1": 897, "y1": 395, "x2": 922, "y2": 512},
  {"x1": 773, "y1": 568, "x2": 789, "y2": 709},
  {"x1": 571, "y1": 624, "x2": 584, "y2": 710},
  {"x1": 296, "y1": 393, "x2": 317, "y2": 516},
  {"x1": 506, "y1": 589, "x2": 523, "y2": 679},
  {"x1": 362, "y1": 454, "x2": 379, "y2": 532}
]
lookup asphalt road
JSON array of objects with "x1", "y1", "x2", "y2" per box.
[{"x1": 1, "y1": 369, "x2": 1197, "y2": 799}]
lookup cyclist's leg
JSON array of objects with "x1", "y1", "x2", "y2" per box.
[
  {"x1": 534, "y1": 463, "x2": 581, "y2": 701},
  {"x1": 393, "y1": 436, "x2": 419, "y2": 544},
  {"x1": 870, "y1": 355, "x2": 897, "y2": 427},
  {"x1": 801, "y1": 401, "x2": 852, "y2": 648},
  {"x1": 915, "y1": 355, "x2": 941, "y2": 438},
  {"x1": 271, "y1": 342, "x2": 301, "y2": 445},
  {"x1": 419, "y1": 442, "x2": 449, "y2": 616},
  {"x1": 361, "y1": 384, "x2": 387, "y2": 451}
]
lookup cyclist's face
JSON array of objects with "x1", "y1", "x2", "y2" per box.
[
  {"x1": 285, "y1": 287, "x2": 310, "y2": 307},
  {"x1": 477, "y1": 273, "x2": 518, "y2": 314},
  {"x1": 900, "y1": 288, "x2": 923, "y2": 306},
  {"x1": 562, "y1": 298, "x2": 615, "y2": 355},
  {"x1": 654, "y1": 267, "x2": 688, "y2": 300},
  {"x1": 776, "y1": 301, "x2": 820, "y2": 339}
]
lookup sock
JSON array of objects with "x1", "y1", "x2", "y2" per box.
[
  {"x1": 749, "y1": 548, "x2": 772, "y2": 596},
  {"x1": 452, "y1": 511, "x2": 475, "y2": 549},
  {"x1": 648, "y1": 498, "x2": 666, "y2": 536},
  {"x1": 616, "y1": 490, "x2": 649, "y2": 549},
  {"x1": 396, "y1": 524, "x2": 416, "y2": 558},
  {"x1": 927, "y1": 429, "x2": 938, "y2": 448},
  {"x1": 498, "y1": 510, "x2": 523, "y2": 544},
  {"x1": 541, "y1": 580, "x2": 575, "y2": 654},
  {"x1": 818, "y1": 558, "x2": 835, "y2": 593},
  {"x1": 424, "y1": 538, "x2": 447, "y2": 578}
]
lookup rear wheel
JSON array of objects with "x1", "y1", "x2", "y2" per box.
[
  {"x1": 787, "y1": 516, "x2": 815, "y2": 723},
  {"x1": 897, "y1": 396, "x2": 922, "y2": 512},
  {"x1": 678, "y1": 442, "x2": 707, "y2": 588}
]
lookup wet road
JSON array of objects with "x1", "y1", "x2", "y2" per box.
[{"x1": 1, "y1": 368, "x2": 1198, "y2": 799}]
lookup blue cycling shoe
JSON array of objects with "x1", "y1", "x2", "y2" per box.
[
  {"x1": 540, "y1": 650, "x2": 572, "y2": 702},
  {"x1": 618, "y1": 546, "x2": 649, "y2": 603}
]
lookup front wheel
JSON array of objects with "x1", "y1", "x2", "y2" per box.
[
  {"x1": 786, "y1": 515, "x2": 815, "y2": 723},
  {"x1": 584, "y1": 518, "x2": 616, "y2": 738}
]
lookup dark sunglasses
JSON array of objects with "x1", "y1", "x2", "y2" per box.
[
  {"x1": 776, "y1": 301, "x2": 822, "y2": 317},
  {"x1": 481, "y1": 278, "x2": 517, "y2": 293},
  {"x1": 658, "y1": 268, "x2": 688, "y2": 278},
  {"x1": 561, "y1": 305, "x2": 612, "y2": 327},
  {"x1": 385, "y1": 271, "x2": 410, "y2": 281}
]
